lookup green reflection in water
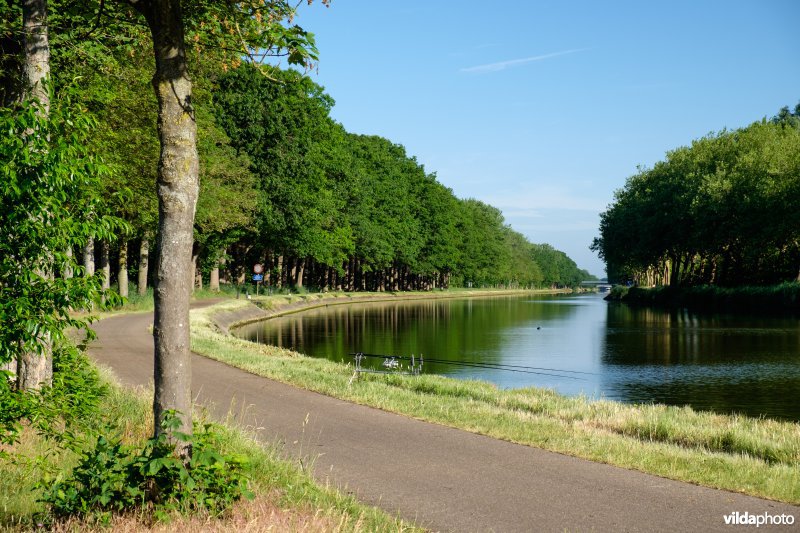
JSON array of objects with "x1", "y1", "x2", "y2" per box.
[{"x1": 234, "y1": 294, "x2": 800, "y2": 421}]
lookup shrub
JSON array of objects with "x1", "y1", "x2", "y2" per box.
[{"x1": 42, "y1": 411, "x2": 253, "y2": 522}]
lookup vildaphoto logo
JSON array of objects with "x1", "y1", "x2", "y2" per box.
[{"x1": 723, "y1": 511, "x2": 795, "y2": 527}]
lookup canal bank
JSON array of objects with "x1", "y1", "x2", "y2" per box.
[
  {"x1": 605, "y1": 282, "x2": 800, "y2": 313},
  {"x1": 189, "y1": 296, "x2": 800, "y2": 505}
]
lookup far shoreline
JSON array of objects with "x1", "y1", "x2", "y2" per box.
[
  {"x1": 604, "y1": 282, "x2": 800, "y2": 314},
  {"x1": 219, "y1": 286, "x2": 583, "y2": 333}
]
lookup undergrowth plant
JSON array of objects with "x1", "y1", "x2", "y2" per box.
[
  {"x1": 2, "y1": 342, "x2": 254, "y2": 526},
  {"x1": 0, "y1": 342, "x2": 107, "y2": 454},
  {"x1": 41, "y1": 411, "x2": 253, "y2": 524}
]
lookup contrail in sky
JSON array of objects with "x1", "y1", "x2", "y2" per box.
[{"x1": 460, "y1": 48, "x2": 590, "y2": 73}]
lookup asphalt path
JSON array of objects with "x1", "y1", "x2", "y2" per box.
[{"x1": 88, "y1": 303, "x2": 799, "y2": 532}]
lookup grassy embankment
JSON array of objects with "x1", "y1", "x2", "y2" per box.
[
  {"x1": 0, "y1": 366, "x2": 417, "y2": 532},
  {"x1": 189, "y1": 292, "x2": 800, "y2": 505},
  {"x1": 605, "y1": 282, "x2": 800, "y2": 313}
]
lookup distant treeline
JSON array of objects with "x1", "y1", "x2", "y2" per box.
[
  {"x1": 592, "y1": 105, "x2": 800, "y2": 287},
  {"x1": 212, "y1": 66, "x2": 593, "y2": 291}
]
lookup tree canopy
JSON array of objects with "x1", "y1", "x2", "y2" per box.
[{"x1": 592, "y1": 107, "x2": 800, "y2": 287}]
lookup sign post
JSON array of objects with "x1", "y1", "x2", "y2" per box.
[{"x1": 253, "y1": 263, "x2": 264, "y2": 296}]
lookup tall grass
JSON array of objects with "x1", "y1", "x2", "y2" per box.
[{"x1": 190, "y1": 299, "x2": 800, "y2": 504}]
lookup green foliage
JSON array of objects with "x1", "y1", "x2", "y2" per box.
[
  {"x1": 34, "y1": 343, "x2": 109, "y2": 442},
  {"x1": 0, "y1": 93, "x2": 126, "y2": 367},
  {"x1": 605, "y1": 285, "x2": 630, "y2": 301},
  {"x1": 0, "y1": 373, "x2": 33, "y2": 450},
  {"x1": 1, "y1": 343, "x2": 107, "y2": 453},
  {"x1": 2, "y1": 342, "x2": 252, "y2": 524},
  {"x1": 4, "y1": 0, "x2": 587, "y2": 297},
  {"x1": 41, "y1": 432, "x2": 133, "y2": 520},
  {"x1": 593, "y1": 107, "x2": 800, "y2": 287},
  {"x1": 42, "y1": 411, "x2": 253, "y2": 522}
]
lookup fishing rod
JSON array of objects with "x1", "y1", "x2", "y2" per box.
[{"x1": 349, "y1": 352, "x2": 591, "y2": 381}]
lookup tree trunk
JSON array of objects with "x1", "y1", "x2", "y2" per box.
[
  {"x1": 16, "y1": 0, "x2": 52, "y2": 391},
  {"x1": 22, "y1": 0, "x2": 50, "y2": 112},
  {"x1": 84, "y1": 237, "x2": 95, "y2": 276},
  {"x1": 296, "y1": 258, "x2": 306, "y2": 288},
  {"x1": 18, "y1": 339, "x2": 51, "y2": 390},
  {"x1": 63, "y1": 247, "x2": 73, "y2": 279},
  {"x1": 190, "y1": 245, "x2": 200, "y2": 292},
  {"x1": 263, "y1": 252, "x2": 271, "y2": 286},
  {"x1": 357, "y1": 259, "x2": 365, "y2": 291},
  {"x1": 276, "y1": 255, "x2": 283, "y2": 288},
  {"x1": 288, "y1": 257, "x2": 297, "y2": 287},
  {"x1": 135, "y1": 0, "x2": 199, "y2": 448},
  {"x1": 209, "y1": 262, "x2": 220, "y2": 291},
  {"x1": 118, "y1": 240, "x2": 129, "y2": 298},
  {"x1": 100, "y1": 240, "x2": 111, "y2": 290},
  {"x1": 138, "y1": 238, "x2": 149, "y2": 295},
  {"x1": 195, "y1": 266, "x2": 203, "y2": 291}
]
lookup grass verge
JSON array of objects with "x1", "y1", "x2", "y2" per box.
[
  {"x1": 0, "y1": 366, "x2": 418, "y2": 532},
  {"x1": 190, "y1": 298, "x2": 800, "y2": 505}
]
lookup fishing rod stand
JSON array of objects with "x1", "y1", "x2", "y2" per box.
[{"x1": 348, "y1": 352, "x2": 424, "y2": 385}]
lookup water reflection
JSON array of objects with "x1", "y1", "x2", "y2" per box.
[
  {"x1": 600, "y1": 304, "x2": 800, "y2": 420},
  {"x1": 234, "y1": 294, "x2": 800, "y2": 421}
]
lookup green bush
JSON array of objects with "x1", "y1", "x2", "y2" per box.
[
  {"x1": 42, "y1": 411, "x2": 253, "y2": 522},
  {"x1": 0, "y1": 343, "x2": 107, "y2": 451}
]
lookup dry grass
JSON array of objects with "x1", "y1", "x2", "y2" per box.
[{"x1": 46, "y1": 495, "x2": 390, "y2": 533}]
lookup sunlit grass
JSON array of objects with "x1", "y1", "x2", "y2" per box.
[{"x1": 190, "y1": 299, "x2": 800, "y2": 504}]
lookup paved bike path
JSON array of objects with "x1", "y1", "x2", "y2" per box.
[{"x1": 88, "y1": 306, "x2": 798, "y2": 532}]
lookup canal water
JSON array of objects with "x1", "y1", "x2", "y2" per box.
[{"x1": 233, "y1": 293, "x2": 800, "y2": 421}]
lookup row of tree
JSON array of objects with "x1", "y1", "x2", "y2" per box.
[
  {"x1": 2, "y1": 6, "x2": 591, "y2": 295},
  {"x1": 211, "y1": 65, "x2": 592, "y2": 291},
  {"x1": 592, "y1": 106, "x2": 800, "y2": 287}
]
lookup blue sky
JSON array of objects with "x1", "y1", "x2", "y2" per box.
[{"x1": 293, "y1": 0, "x2": 799, "y2": 277}]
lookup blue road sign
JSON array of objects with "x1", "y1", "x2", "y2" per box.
[{"x1": 252, "y1": 274, "x2": 264, "y2": 281}]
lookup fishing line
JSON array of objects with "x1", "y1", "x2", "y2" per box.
[
  {"x1": 422, "y1": 357, "x2": 596, "y2": 376},
  {"x1": 350, "y1": 352, "x2": 592, "y2": 381}
]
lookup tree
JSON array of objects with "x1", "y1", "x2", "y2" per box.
[
  {"x1": 117, "y1": 0, "x2": 321, "y2": 449},
  {"x1": 115, "y1": 0, "x2": 200, "y2": 450},
  {"x1": 12, "y1": 0, "x2": 53, "y2": 390}
]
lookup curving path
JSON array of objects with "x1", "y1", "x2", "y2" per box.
[{"x1": 89, "y1": 303, "x2": 799, "y2": 532}]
